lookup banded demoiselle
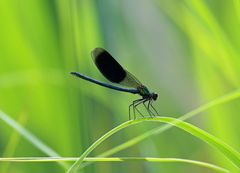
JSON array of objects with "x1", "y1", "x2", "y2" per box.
[{"x1": 71, "y1": 48, "x2": 158, "y2": 119}]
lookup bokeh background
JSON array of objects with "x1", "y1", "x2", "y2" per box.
[{"x1": 0, "y1": 0, "x2": 240, "y2": 172}]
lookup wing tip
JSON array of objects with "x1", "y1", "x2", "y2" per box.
[{"x1": 91, "y1": 47, "x2": 105, "y2": 59}]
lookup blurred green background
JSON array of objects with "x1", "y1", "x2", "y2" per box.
[{"x1": 0, "y1": 0, "x2": 240, "y2": 172}]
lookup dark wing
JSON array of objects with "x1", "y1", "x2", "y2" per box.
[{"x1": 91, "y1": 48, "x2": 142, "y2": 88}]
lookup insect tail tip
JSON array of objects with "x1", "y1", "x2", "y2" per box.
[{"x1": 70, "y1": 72, "x2": 76, "y2": 75}]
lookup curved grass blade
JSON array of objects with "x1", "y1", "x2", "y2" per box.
[
  {"x1": 67, "y1": 117, "x2": 240, "y2": 173},
  {"x1": 82, "y1": 88, "x2": 240, "y2": 167}
]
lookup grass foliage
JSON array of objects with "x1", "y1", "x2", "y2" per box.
[
  {"x1": 0, "y1": 0, "x2": 240, "y2": 173},
  {"x1": 1, "y1": 89, "x2": 240, "y2": 173}
]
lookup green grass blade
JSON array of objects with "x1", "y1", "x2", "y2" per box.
[
  {"x1": 1, "y1": 113, "x2": 27, "y2": 173},
  {"x1": 67, "y1": 117, "x2": 240, "y2": 173},
  {"x1": 0, "y1": 157, "x2": 230, "y2": 173},
  {"x1": 96, "y1": 88, "x2": 240, "y2": 158},
  {"x1": 0, "y1": 110, "x2": 68, "y2": 169}
]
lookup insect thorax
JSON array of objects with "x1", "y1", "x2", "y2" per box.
[{"x1": 137, "y1": 85, "x2": 151, "y2": 98}]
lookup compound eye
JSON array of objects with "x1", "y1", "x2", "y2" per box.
[{"x1": 153, "y1": 93, "x2": 158, "y2": 100}]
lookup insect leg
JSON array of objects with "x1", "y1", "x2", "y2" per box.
[
  {"x1": 145, "y1": 100, "x2": 155, "y2": 117},
  {"x1": 133, "y1": 99, "x2": 145, "y2": 118},
  {"x1": 129, "y1": 98, "x2": 144, "y2": 120},
  {"x1": 128, "y1": 102, "x2": 134, "y2": 120},
  {"x1": 150, "y1": 101, "x2": 159, "y2": 116}
]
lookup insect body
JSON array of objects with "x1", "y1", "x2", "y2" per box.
[{"x1": 71, "y1": 48, "x2": 158, "y2": 119}]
